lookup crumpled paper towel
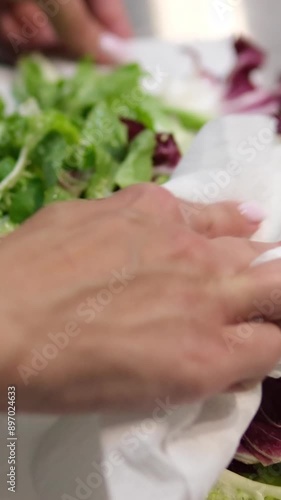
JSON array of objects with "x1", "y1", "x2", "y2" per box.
[{"x1": 1, "y1": 115, "x2": 281, "y2": 500}]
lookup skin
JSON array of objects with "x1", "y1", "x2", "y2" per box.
[
  {"x1": 0, "y1": 184, "x2": 280, "y2": 414},
  {"x1": 0, "y1": 0, "x2": 133, "y2": 63}
]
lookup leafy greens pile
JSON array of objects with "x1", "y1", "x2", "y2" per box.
[{"x1": 0, "y1": 56, "x2": 207, "y2": 236}]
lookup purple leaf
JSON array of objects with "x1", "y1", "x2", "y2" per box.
[
  {"x1": 223, "y1": 88, "x2": 281, "y2": 115},
  {"x1": 153, "y1": 133, "x2": 181, "y2": 168},
  {"x1": 121, "y1": 118, "x2": 146, "y2": 142},
  {"x1": 225, "y1": 37, "x2": 265, "y2": 100},
  {"x1": 121, "y1": 118, "x2": 182, "y2": 167},
  {"x1": 235, "y1": 378, "x2": 281, "y2": 466},
  {"x1": 242, "y1": 421, "x2": 281, "y2": 466}
]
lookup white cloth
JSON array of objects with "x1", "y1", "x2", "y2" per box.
[{"x1": 1, "y1": 114, "x2": 281, "y2": 500}]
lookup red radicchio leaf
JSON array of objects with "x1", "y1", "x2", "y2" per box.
[
  {"x1": 223, "y1": 88, "x2": 281, "y2": 116},
  {"x1": 121, "y1": 118, "x2": 182, "y2": 168},
  {"x1": 225, "y1": 37, "x2": 265, "y2": 100},
  {"x1": 153, "y1": 133, "x2": 181, "y2": 168},
  {"x1": 121, "y1": 118, "x2": 146, "y2": 142},
  {"x1": 235, "y1": 443, "x2": 260, "y2": 465},
  {"x1": 241, "y1": 421, "x2": 281, "y2": 466},
  {"x1": 235, "y1": 378, "x2": 281, "y2": 467}
]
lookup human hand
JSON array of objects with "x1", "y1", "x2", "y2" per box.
[
  {"x1": 0, "y1": 184, "x2": 280, "y2": 413},
  {"x1": 0, "y1": 0, "x2": 133, "y2": 63}
]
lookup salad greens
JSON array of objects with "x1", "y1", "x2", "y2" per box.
[
  {"x1": 209, "y1": 470, "x2": 281, "y2": 500},
  {"x1": 0, "y1": 55, "x2": 208, "y2": 235}
]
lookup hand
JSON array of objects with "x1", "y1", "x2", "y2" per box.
[
  {"x1": 1, "y1": 184, "x2": 280, "y2": 413},
  {"x1": 0, "y1": 0, "x2": 133, "y2": 63}
]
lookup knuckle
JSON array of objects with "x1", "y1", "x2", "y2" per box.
[
  {"x1": 131, "y1": 183, "x2": 177, "y2": 207},
  {"x1": 168, "y1": 230, "x2": 210, "y2": 265}
]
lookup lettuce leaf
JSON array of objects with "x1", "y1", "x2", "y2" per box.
[
  {"x1": 115, "y1": 130, "x2": 155, "y2": 188},
  {"x1": 209, "y1": 470, "x2": 281, "y2": 500}
]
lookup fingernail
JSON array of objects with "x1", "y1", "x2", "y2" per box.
[
  {"x1": 99, "y1": 33, "x2": 130, "y2": 63},
  {"x1": 238, "y1": 201, "x2": 266, "y2": 223}
]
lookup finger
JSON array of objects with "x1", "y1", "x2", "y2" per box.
[
  {"x1": 0, "y1": 2, "x2": 57, "y2": 55},
  {"x1": 40, "y1": 0, "x2": 128, "y2": 63},
  {"x1": 220, "y1": 323, "x2": 281, "y2": 390},
  {"x1": 87, "y1": 0, "x2": 133, "y2": 37},
  {"x1": 222, "y1": 257, "x2": 281, "y2": 322},
  {"x1": 211, "y1": 237, "x2": 280, "y2": 275},
  {"x1": 0, "y1": 10, "x2": 21, "y2": 51},
  {"x1": 12, "y1": 1, "x2": 57, "y2": 47},
  {"x1": 186, "y1": 201, "x2": 264, "y2": 238}
]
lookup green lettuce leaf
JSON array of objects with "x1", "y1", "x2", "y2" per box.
[
  {"x1": 209, "y1": 470, "x2": 281, "y2": 500},
  {"x1": 0, "y1": 98, "x2": 5, "y2": 119},
  {"x1": 165, "y1": 107, "x2": 209, "y2": 132},
  {"x1": 13, "y1": 55, "x2": 59, "y2": 110},
  {"x1": 30, "y1": 133, "x2": 70, "y2": 188},
  {"x1": 0, "y1": 113, "x2": 29, "y2": 158},
  {"x1": 78, "y1": 102, "x2": 127, "y2": 165},
  {"x1": 0, "y1": 111, "x2": 79, "y2": 196},
  {"x1": 56, "y1": 59, "x2": 100, "y2": 115},
  {"x1": 0, "y1": 157, "x2": 15, "y2": 181},
  {"x1": 115, "y1": 130, "x2": 155, "y2": 188},
  {"x1": 44, "y1": 186, "x2": 75, "y2": 204},
  {"x1": 85, "y1": 148, "x2": 118, "y2": 199},
  {"x1": 0, "y1": 216, "x2": 17, "y2": 236},
  {"x1": 8, "y1": 178, "x2": 44, "y2": 223}
]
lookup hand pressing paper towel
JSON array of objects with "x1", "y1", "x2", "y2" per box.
[
  {"x1": 32, "y1": 115, "x2": 281, "y2": 500},
  {"x1": 166, "y1": 114, "x2": 281, "y2": 242}
]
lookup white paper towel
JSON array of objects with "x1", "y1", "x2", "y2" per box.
[{"x1": 27, "y1": 115, "x2": 281, "y2": 500}]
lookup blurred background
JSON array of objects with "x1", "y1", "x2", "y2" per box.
[{"x1": 124, "y1": 0, "x2": 247, "y2": 40}]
